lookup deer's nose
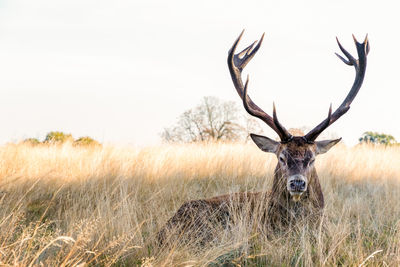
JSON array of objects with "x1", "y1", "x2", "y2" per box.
[{"x1": 289, "y1": 179, "x2": 306, "y2": 192}]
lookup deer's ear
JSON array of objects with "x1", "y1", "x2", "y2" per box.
[
  {"x1": 316, "y1": 138, "x2": 341, "y2": 155},
  {"x1": 250, "y1": 133, "x2": 279, "y2": 153}
]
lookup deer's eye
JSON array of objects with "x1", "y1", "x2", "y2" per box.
[
  {"x1": 309, "y1": 159, "x2": 315, "y2": 166},
  {"x1": 279, "y1": 156, "x2": 286, "y2": 164}
]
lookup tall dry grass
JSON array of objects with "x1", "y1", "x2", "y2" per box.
[{"x1": 0, "y1": 142, "x2": 399, "y2": 265}]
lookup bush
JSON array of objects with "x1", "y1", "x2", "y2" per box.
[
  {"x1": 23, "y1": 132, "x2": 100, "y2": 147},
  {"x1": 44, "y1": 131, "x2": 73, "y2": 144},
  {"x1": 359, "y1": 131, "x2": 397, "y2": 145},
  {"x1": 73, "y1": 136, "x2": 101, "y2": 147},
  {"x1": 22, "y1": 138, "x2": 41, "y2": 145}
]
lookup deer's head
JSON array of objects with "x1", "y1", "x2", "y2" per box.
[
  {"x1": 250, "y1": 134, "x2": 340, "y2": 201},
  {"x1": 228, "y1": 31, "x2": 369, "y2": 202}
]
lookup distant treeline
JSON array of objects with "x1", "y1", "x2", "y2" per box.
[
  {"x1": 23, "y1": 131, "x2": 100, "y2": 146},
  {"x1": 359, "y1": 131, "x2": 398, "y2": 145}
]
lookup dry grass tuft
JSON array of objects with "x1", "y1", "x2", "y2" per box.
[{"x1": 0, "y1": 142, "x2": 399, "y2": 265}]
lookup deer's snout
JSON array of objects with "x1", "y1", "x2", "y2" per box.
[
  {"x1": 290, "y1": 179, "x2": 306, "y2": 191},
  {"x1": 287, "y1": 175, "x2": 307, "y2": 194}
]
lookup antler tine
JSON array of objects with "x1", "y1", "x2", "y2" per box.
[
  {"x1": 242, "y1": 75, "x2": 255, "y2": 116},
  {"x1": 364, "y1": 34, "x2": 370, "y2": 55},
  {"x1": 243, "y1": 77, "x2": 291, "y2": 141},
  {"x1": 273, "y1": 103, "x2": 293, "y2": 143},
  {"x1": 335, "y1": 37, "x2": 356, "y2": 65},
  {"x1": 305, "y1": 35, "x2": 369, "y2": 141},
  {"x1": 228, "y1": 31, "x2": 292, "y2": 141}
]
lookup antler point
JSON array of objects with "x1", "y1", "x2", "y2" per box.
[
  {"x1": 259, "y1": 33, "x2": 265, "y2": 43},
  {"x1": 352, "y1": 34, "x2": 358, "y2": 44}
]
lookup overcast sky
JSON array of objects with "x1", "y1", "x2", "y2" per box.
[{"x1": 0, "y1": 0, "x2": 399, "y2": 146}]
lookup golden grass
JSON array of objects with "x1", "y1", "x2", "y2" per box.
[{"x1": 0, "y1": 142, "x2": 399, "y2": 265}]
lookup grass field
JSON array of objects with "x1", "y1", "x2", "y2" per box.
[{"x1": 0, "y1": 141, "x2": 399, "y2": 266}]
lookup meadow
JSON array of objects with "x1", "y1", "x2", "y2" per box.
[{"x1": 0, "y1": 141, "x2": 399, "y2": 266}]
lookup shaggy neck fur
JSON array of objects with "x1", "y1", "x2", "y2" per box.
[{"x1": 266, "y1": 164, "x2": 324, "y2": 230}]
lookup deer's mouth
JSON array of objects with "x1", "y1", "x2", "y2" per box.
[
  {"x1": 287, "y1": 175, "x2": 307, "y2": 201},
  {"x1": 289, "y1": 191, "x2": 304, "y2": 202}
]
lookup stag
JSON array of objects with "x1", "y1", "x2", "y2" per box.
[{"x1": 158, "y1": 31, "x2": 369, "y2": 245}]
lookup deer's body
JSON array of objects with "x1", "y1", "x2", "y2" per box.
[
  {"x1": 157, "y1": 192, "x2": 265, "y2": 245},
  {"x1": 158, "y1": 137, "x2": 326, "y2": 244},
  {"x1": 158, "y1": 31, "x2": 369, "y2": 245}
]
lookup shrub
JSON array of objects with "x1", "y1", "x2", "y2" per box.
[
  {"x1": 44, "y1": 131, "x2": 73, "y2": 144},
  {"x1": 359, "y1": 131, "x2": 397, "y2": 145},
  {"x1": 74, "y1": 136, "x2": 101, "y2": 147},
  {"x1": 23, "y1": 138, "x2": 41, "y2": 145}
]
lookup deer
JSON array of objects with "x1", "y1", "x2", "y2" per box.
[{"x1": 157, "y1": 31, "x2": 369, "y2": 245}]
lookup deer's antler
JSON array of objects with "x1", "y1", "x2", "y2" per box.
[
  {"x1": 228, "y1": 30, "x2": 292, "y2": 142},
  {"x1": 304, "y1": 35, "x2": 369, "y2": 141}
]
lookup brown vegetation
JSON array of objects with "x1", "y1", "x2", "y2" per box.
[{"x1": 0, "y1": 142, "x2": 399, "y2": 265}]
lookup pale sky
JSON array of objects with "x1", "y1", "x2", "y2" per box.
[{"x1": 0, "y1": 0, "x2": 399, "y2": 146}]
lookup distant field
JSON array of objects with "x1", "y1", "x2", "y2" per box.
[{"x1": 0, "y1": 142, "x2": 399, "y2": 266}]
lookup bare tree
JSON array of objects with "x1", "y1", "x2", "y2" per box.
[{"x1": 161, "y1": 96, "x2": 261, "y2": 143}]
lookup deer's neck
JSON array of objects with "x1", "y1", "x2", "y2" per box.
[{"x1": 266, "y1": 165, "x2": 324, "y2": 228}]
